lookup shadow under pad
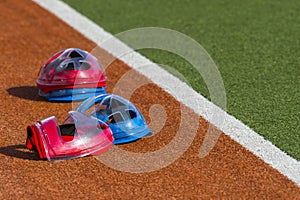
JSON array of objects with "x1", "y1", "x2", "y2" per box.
[
  {"x1": 7, "y1": 86, "x2": 44, "y2": 101},
  {"x1": 0, "y1": 144, "x2": 40, "y2": 160}
]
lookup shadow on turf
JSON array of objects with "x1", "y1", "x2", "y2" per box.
[
  {"x1": 7, "y1": 86, "x2": 44, "y2": 101},
  {"x1": 0, "y1": 144, "x2": 39, "y2": 160}
]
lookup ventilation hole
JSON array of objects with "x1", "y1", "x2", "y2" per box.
[
  {"x1": 79, "y1": 62, "x2": 91, "y2": 70},
  {"x1": 59, "y1": 124, "x2": 76, "y2": 142},
  {"x1": 110, "y1": 98, "x2": 126, "y2": 108},
  {"x1": 69, "y1": 50, "x2": 83, "y2": 58},
  {"x1": 125, "y1": 110, "x2": 137, "y2": 119},
  {"x1": 64, "y1": 62, "x2": 75, "y2": 71},
  {"x1": 59, "y1": 124, "x2": 76, "y2": 136},
  {"x1": 109, "y1": 113, "x2": 124, "y2": 123}
]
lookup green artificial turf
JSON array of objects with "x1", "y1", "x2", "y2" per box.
[{"x1": 63, "y1": 0, "x2": 300, "y2": 160}]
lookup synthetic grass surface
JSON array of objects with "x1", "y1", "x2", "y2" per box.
[{"x1": 63, "y1": 0, "x2": 300, "y2": 160}]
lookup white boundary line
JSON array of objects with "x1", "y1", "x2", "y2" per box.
[{"x1": 34, "y1": 0, "x2": 299, "y2": 186}]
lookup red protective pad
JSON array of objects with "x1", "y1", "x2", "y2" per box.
[
  {"x1": 26, "y1": 113, "x2": 113, "y2": 161},
  {"x1": 36, "y1": 48, "x2": 107, "y2": 94}
]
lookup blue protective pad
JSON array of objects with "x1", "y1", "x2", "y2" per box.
[{"x1": 76, "y1": 94, "x2": 152, "y2": 144}]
